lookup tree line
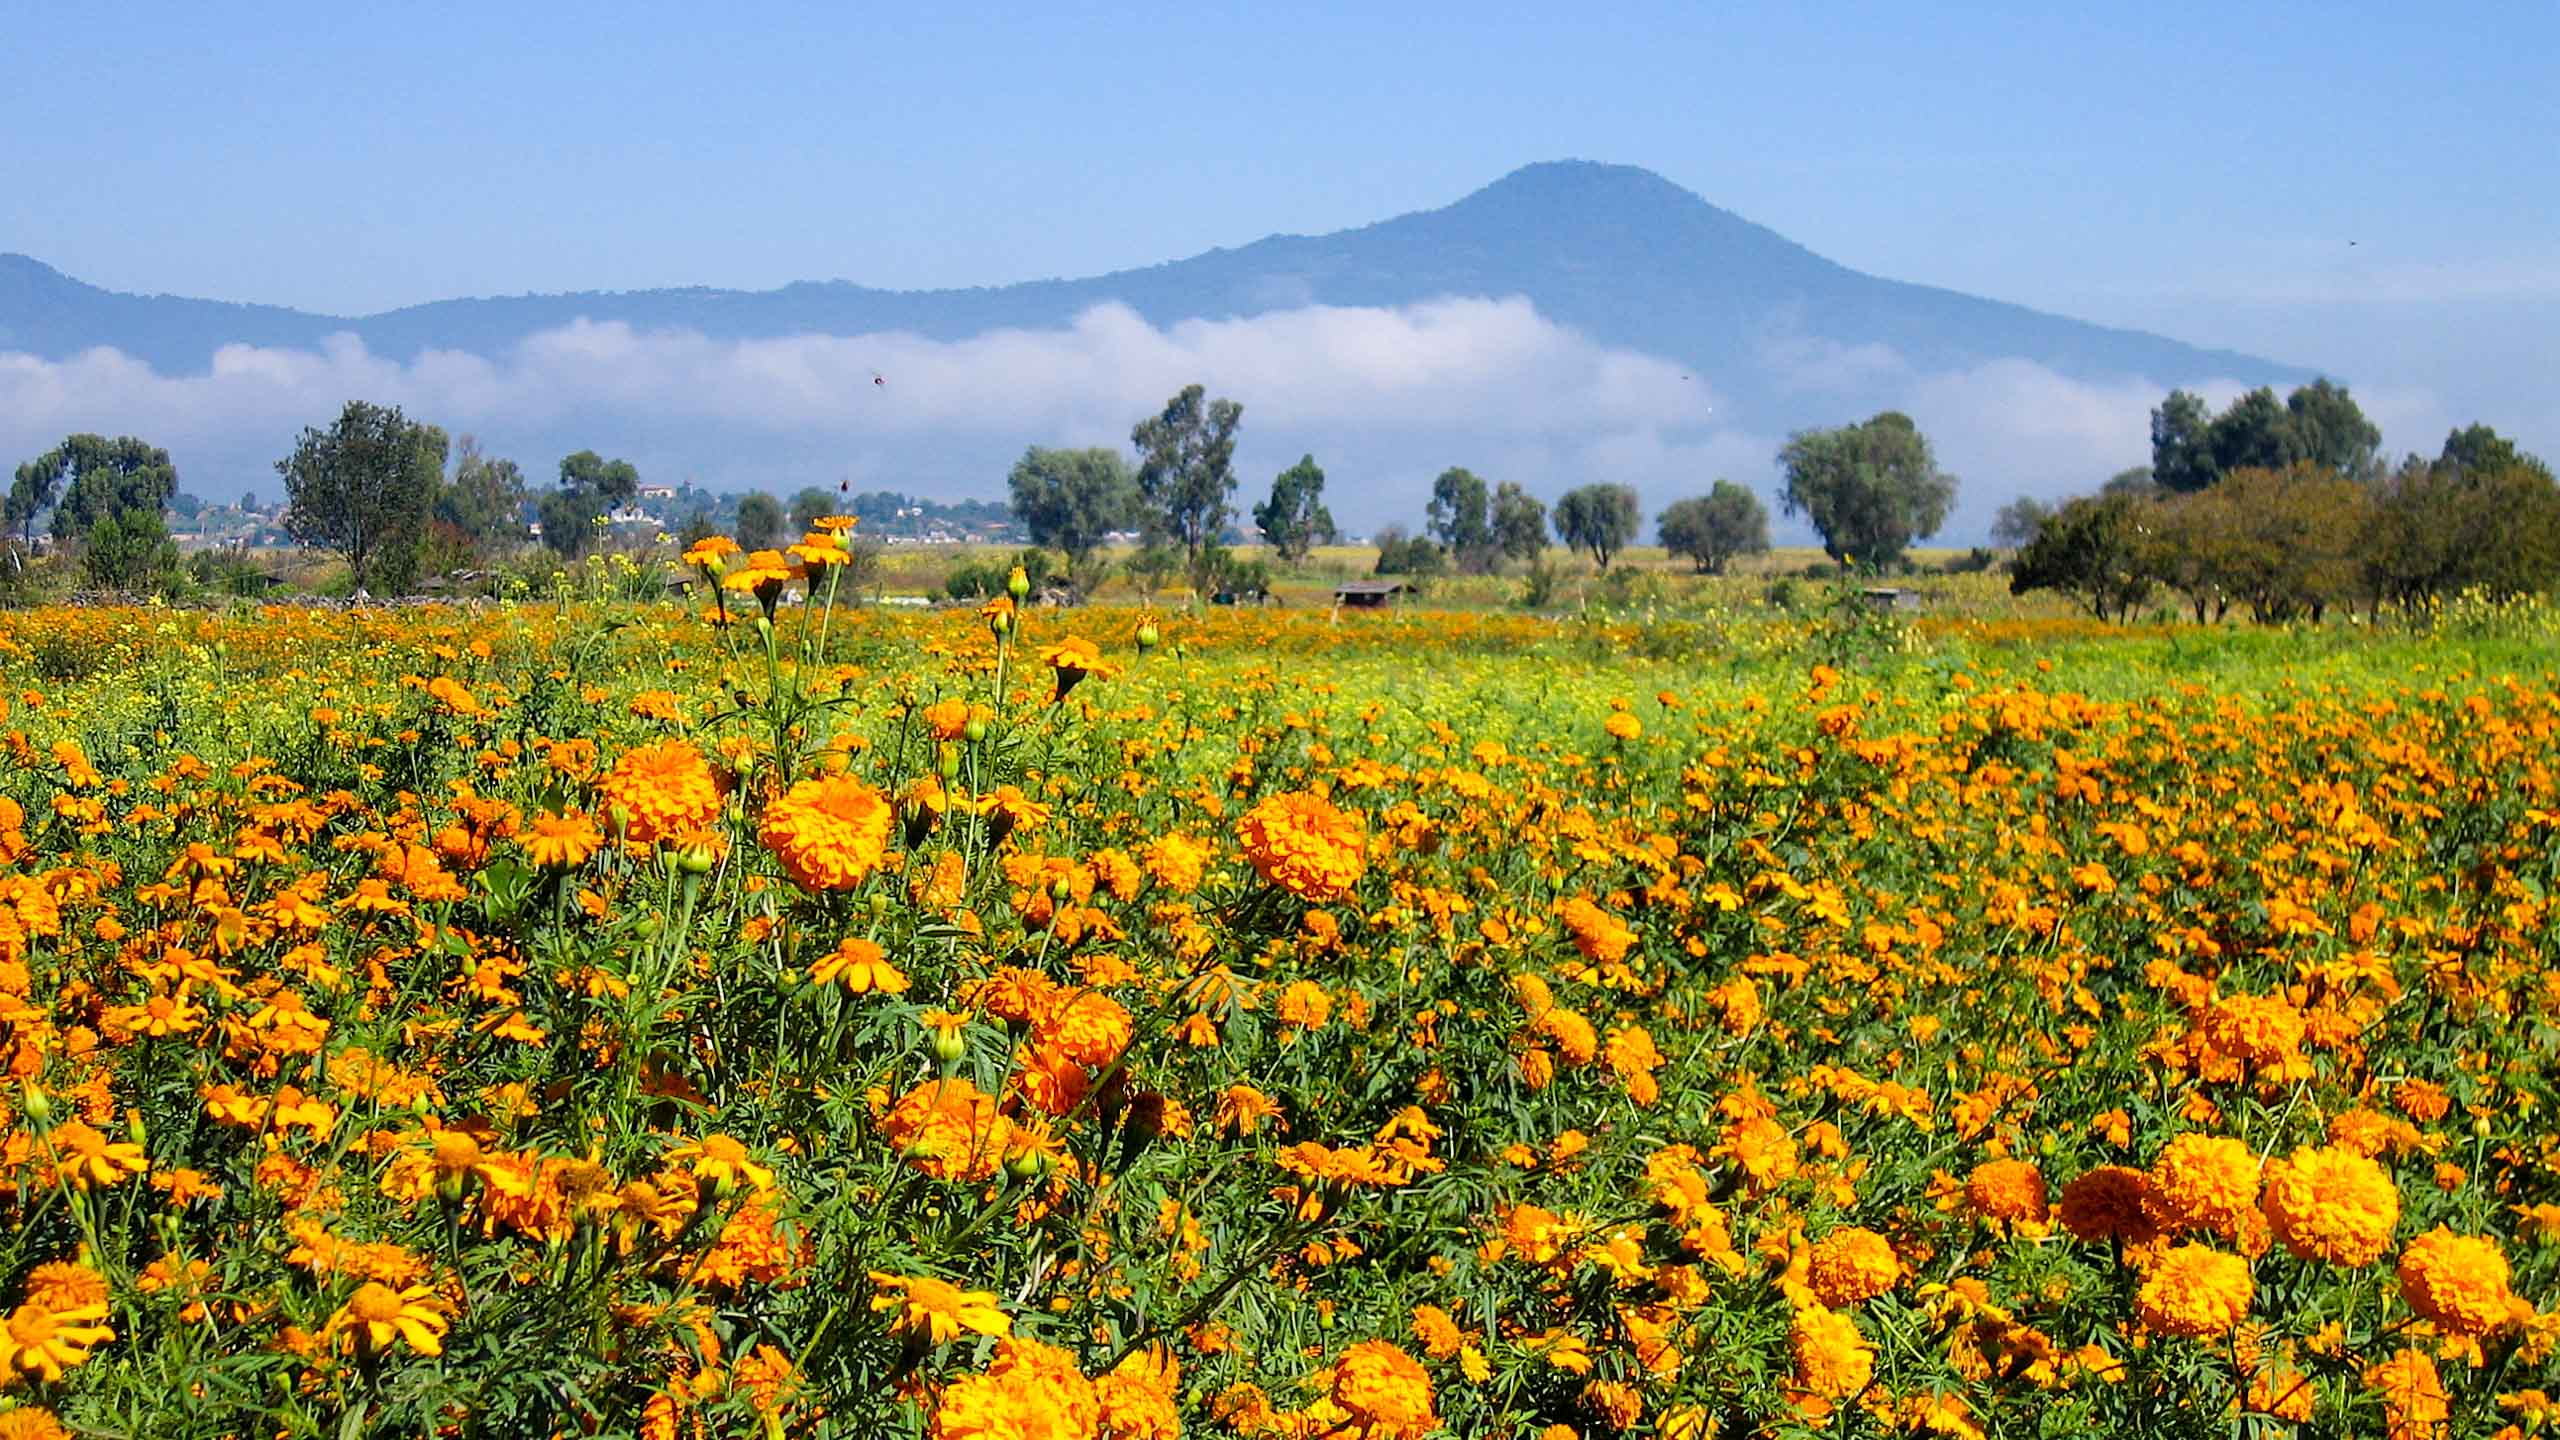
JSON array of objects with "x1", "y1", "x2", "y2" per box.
[{"x1": 2008, "y1": 382, "x2": 2557, "y2": 623}]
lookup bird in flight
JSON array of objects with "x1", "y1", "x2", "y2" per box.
[{"x1": 872, "y1": 373, "x2": 886, "y2": 387}]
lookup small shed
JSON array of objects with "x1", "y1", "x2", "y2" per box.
[
  {"x1": 1861, "y1": 586, "x2": 1924, "y2": 613},
  {"x1": 1334, "y1": 580, "x2": 1409, "y2": 609}
]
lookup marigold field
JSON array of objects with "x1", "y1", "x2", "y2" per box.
[{"x1": 1, "y1": 563, "x2": 2557, "y2": 1439}]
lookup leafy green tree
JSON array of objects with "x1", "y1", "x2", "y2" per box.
[
  {"x1": 2150, "y1": 391, "x2": 2220, "y2": 493},
  {"x1": 2284, "y1": 379, "x2": 2382, "y2": 480},
  {"x1": 1778, "y1": 412, "x2": 1958, "y2": 566},
  {"x1": 1657, "y1": 481, "x2": 1770, "y2": 574},
  {"x1": 789, "y1": 486, "x2": 837, "y2": 536},
  {"x1": 439, "y1": 437, "x2": 529, "y2": 544},
  {"x1": 2102, "y1": 466, "x2": 2160, "y2": 498},
  {"x1": 83, "y1": 508, "x2": 181, "y2": 593},
  {"x1": 1492, "y1": 482, "x2": 1548, "y2": 566},
  {"x1": 1990, "y1": 496, "x2": 2053, "y2": 548},
  {"x1": 9, "y1": 435, "x2": 179, "y2": 546},
  {"x1": 2360, "y1": 451, "x2": 2560, "y2": 611},
  {"x1": 1251, "y1": 455, "x2": 1335, "y2": 567},
  {"x1": 277, "y1": 402, "x2": 447, "y2": 593},
  {"x1": 2007, "y1": 492, "x2": 2154, "y2": 621},
  {"x1": 2210, "y1": 463, "x2": 2370, "y2": 623},
  {"x1": 1123, "y1": 543, "x2": 1182, "y2": 599},
  {"x1": 2437, "y1": 424, "x2": 2553, "y2": 482},
  {"x1": 536, "y1": 491, "x2": 595, "y2": 559},
  {"x1": 1131, "y1": 384, "x2": 1243, "y2": 597},
  {"x1": 558, "y1": 451, "x2": 641, "y2": 511},
  {"x1": 2208, "y1": 388, "x2": 2294, "y2": 477},
  {"x1": 736, "y1": 491, "x2": 785, "y2": 549},
  {"x1": 1425, "y1": 468, "x2": 1495, "y2": 573},
  {"x1": 1009, "y1": 446, "x2": 1138, "y2": 580},
  {"x1": 1552, "y1": 483, "x2": 1642, "y2": 570},
  {"x1": 1371, "y1": 525, "x2": 1446, "y2": 577}
]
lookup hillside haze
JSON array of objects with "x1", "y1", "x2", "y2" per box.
[{"x1": 0, "y1": 162, "x2": 2312, "y2": 535}]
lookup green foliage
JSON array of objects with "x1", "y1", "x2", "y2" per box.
[
  {"x1": 1122, "y1": 542, "x2": 1182, "y2": 598},
  {"x1": 1010, "y1": 446, "x2": 1138, "y2": 579},
  {"x1": 736, "y1": 491, "x2": 786, "y2": 549},
  {"x1": 1989, "y1": 495, "x2": 2053, "y2": 549},
  {"x1": 1778, "y1": 412, "x2": 1957, "y2": 566},
  {"x1": 2363, "y1": 451, "x2": 2560, "y2": 611},
  {"x1": 1656, "y1": 480, "x2": 1769, "y2": 574},
  {"x1": 1491, "y1": 481, "x2": 1548, "y2": 566},
  {"x1": 1251, "y1": 455, "x2": 1335, "y2": 566},
  {"x1": 1131, "y1": 384, "x2": 1243, "y2": 596},
  {"x1": 1552, "y1": 483, "x2": 1641, "y2": 569},
  {"x1": 789, "y1": 486, "x2": 838, "y2": 535},
  {"x1": 81, "y1": 507, "x2": 181, "y2": 593},
  {"x1": 277, "y1": 401, "x2": 447, "y2": 593},
  {"x1": 557, "y1": 450, "x2": 641, "y2": 509}
]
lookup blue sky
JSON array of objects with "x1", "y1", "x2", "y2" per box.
[
  {"x1": 5, "y1": 1, "x2": 2556, "y2": 528},
  {"x1": 12, "y1": 1, "x2": 2552, "y2": 318}
]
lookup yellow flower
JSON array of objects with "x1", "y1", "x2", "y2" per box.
[
  {"x1": 1041, "y1": 636, "x2": 1118, "y2": 701},
  {"x1": 0, "y1": 1300, "x2": 114, "y2": 1382},
  {"x1": 868, "y1": 1273, "x2": 1010, "y2": 1344},
  {"x1": 2261, "y1": 1144, "x2": 2398, "y2": 1267},
  {"x1": 759, "y1": 774, "x2": 894, "y2": 891},
  {"x1": 2135, "y1": 1244, "x2": 2253, "y2": 1339},
  {"x1": 810, "y1": 936, "x2": 909, "y2": 994},
  {"x1": 1237, "y1": 790, "x2": 1366, "y2": 903},
  {"x1": 43, "y1": 1121, "x2": 149, "y2": 1190},
  {"x1": 666, "y1": 1134, "x2": 775, "y2": 1196},
  {"x1": 1603, "y1": 711, "x2": 1642, "y2": 742},
  {"x1": 327, "y1": 1282, "x2": 448, "y2": 1358},
  {"x1": 682, "y1": 535, "x2": 742, "y2": 569}
]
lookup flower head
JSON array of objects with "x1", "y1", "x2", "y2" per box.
[
  {"x1": 1967, "y1": 1159, "x2": 2048, "y2": 1224},
  {"x1": 1330, "y1": 1339, "x2": 1437, "y2": 1438},
  {"x1": 2135, "y1": 1244, "x2": 2253, "y2": 1338},
  {"x1": 598, "y1": 740, "x2": 725, "y2": 846},
  {"x1": 759, "y1": 774, "x2": 895, "y2": 891},
  {"x1": 327, "y1": 1282, "x2": 447, "y2": 1358},
  {"x1": 1238, "y1": 791, "x2": 1366, "y2": 903},
  {"x1": 2396, "y1": 1228, "x2": 2520, "y2": 1336},
  {"x1": 2262, "y1": 1144, "x2": 2399, "y2": 1267},
  {"x1": 869, "y1": 1272, "x2": 1010, "y2": 1344}
]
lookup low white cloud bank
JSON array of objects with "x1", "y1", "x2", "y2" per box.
[{"x1": 0, "y1": 296, "x2": 2409, "y2": 542}]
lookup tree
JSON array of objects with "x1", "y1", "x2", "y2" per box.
[
  {"x1": 2437, "y1": 424, "x2": 2553, "y2": 483},
  {"x1": 2285, "y1": 378, "x2": 2382, "y2": 480},
  {"x1": 1371, "y1": 525, "x2": 1446, "y2": 577},
  {"x1": 83, "y1": 509, "x2": 180, "y2": 593},
  {"x1": 277, "y1": 402, "x2": 446, "y2": 593},
  {"x1": 789, "y1": 486, "x2": 837, "y2": 536},
  {"x1": 736, "y1": 492, "x2": 785, "y2": 549},
  {"x1": 1252, "y1": 455, "x2": 1335, "y2": 566},
  {"x1": 2007, "y1": 493, "x2": 2154, "y2": 621},
  {"x1": 2210, "y1": 463, "x2": 2369, "y2": 623},
  {"x1": 1553, "y1": 483, "x2": 1642, "y2": 570},
  {"x1": 1425, "y1": 468, "x2": 1496, "y2": 573},
  {"x1": 1131, "y1": 384, "x2": 1243, "y2": 597},
  {"x1": 558, "y1": 451, "x2": 640, "y2": 511},
  {"x1": 1990, "y1": 496, "x2": 2054, "y2": 549},
  {"x1": 1658, "y1": 481, "x2": 1769, "y2": 574},
  {"x1": 2142, "y1": 487, "x2": 2242, "y2": 624},
  {"x1": 1778, "y1": 412, "x2": 1958, "y2": 566},
  {"x1": 9, "y1": 435, "x2": 178, "y2": 546},
  {"x1": 2208, "y1": 388, "x2": 2294, "y2": 477},
  {"x1": 2361, "y1": 451, "x2": 2560, "y2": 611},
  {"x1": 2102, "y1": 466, "x2": 2160, "y2": 498},
  {"x1": 1009, "y1": 446, "x2": 1138, "y2": 580},
  {"x1": 2150, "y1": 390, "x2": 2220, "y2": 493},
  {"x1": 439, "y1": 437, "x2": 528, "y2": 544},
  {"x1": 1492, "y1": 482, "x2": 1548, "y2": 566}
]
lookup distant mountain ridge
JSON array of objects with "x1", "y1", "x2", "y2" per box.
[{"x1": 2, "y1": 161, "x2": 2306, "y2": 406}]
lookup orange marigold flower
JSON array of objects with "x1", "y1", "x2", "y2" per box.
[
  {"x1": 1967, "y1": 1159, "x2": 2048, "y2": 1224},
  {"x1": 2145, "y1": 1133, "x2": 2260, "y2": 1239},
  {"x1": 1096, "y1": 1346, "x2": 1181, "y2": 1440},
  {"x1": 1330, "y1": 1339, "x2": 1437, "y2": 1439},
  {"x1": 882, "y1": 1078, "x2": 1012, "y2": 1183},
  {"x1": 1789, "y1": 1304, "x2": 1874, "y2": 1400},
  {"x1": 598, "y1": 741, "x2": 724, "y2": 846},
  {"x1": 1806, "y1": 1228, "x2": 1902, "y2": 1306},
  {"x1": 0, "y1": 1300, "x2": 114, "y2": 1384},
  {"x1": 43, "y1": 1120, "x2": 149, "y2": 1190},
  {"x1": 1237, "y1": 791, "x2": 1366, "y2": 903},
  {"x1": 0, "y1": 1405, "x2": 72, "y2": 1439},
  {"x1": 2396, "y1": 1228, "x2": 2520, "y2": 1336},
  {"x1": 2261, "y1": 1144, "x2": 2399, "y2": 1267},
  {"x1": 1041, "y1": 636, "x2": 1118, "y2": 701},
  {"x1": 932, "y1": 1337, "x2": 1098, "y2": 1440},
  {"x1": 2200, "y1": 992, "x2": 2306, "y2": 1068},
  {"x1": 759, "y1": 774, "x2": 894, "y2": 891},
  {"x1": 523, "y1": 810, "x2": 603, "y2": 870},
  {"x1": 2059, "y1": 1166, "x2": 2162, "y2": 1246},
  {"x1": 2363, "y1": 1347, "x2": 2448, "y2": 1440},
  {"x1": 2134, "y1": 1244, "x2": 2253, "y2": 1339},
  {"x1": 1559, "y1": 896, "x2": 1637, "y2": 964}
]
